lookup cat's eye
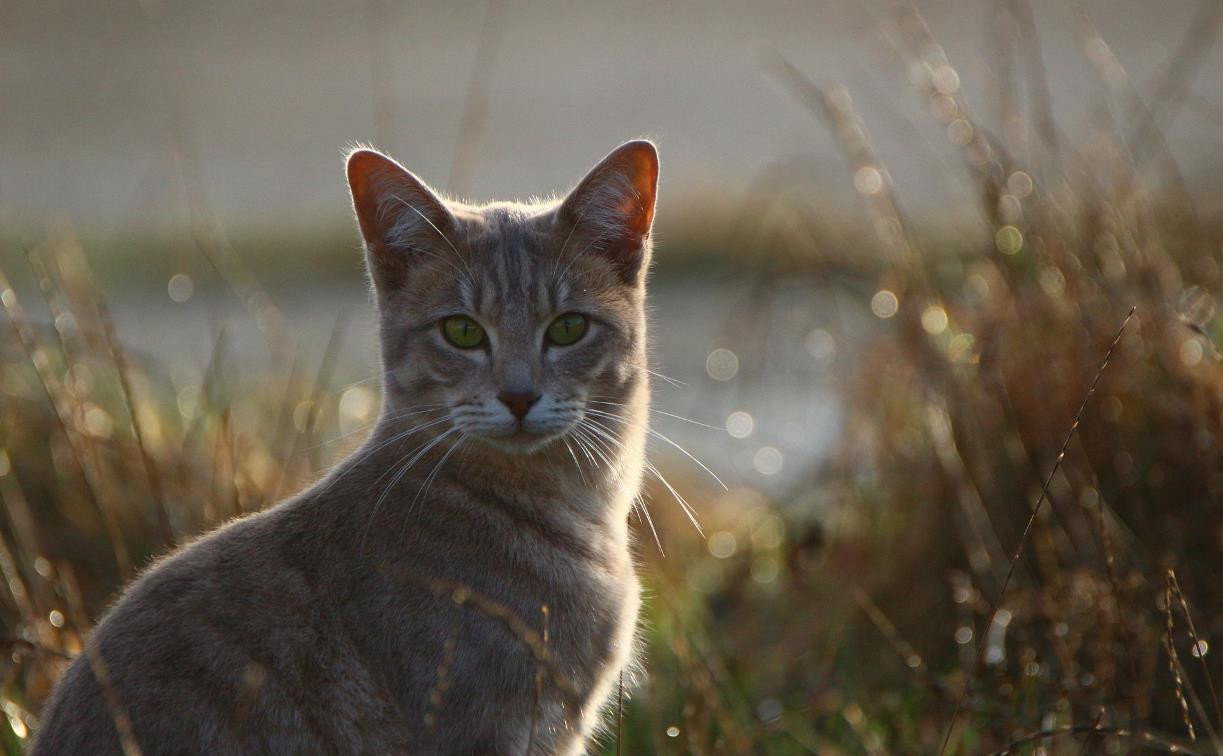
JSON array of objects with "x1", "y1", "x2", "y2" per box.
[
  {"x1": 547, "y1": 313, "x2": 588, "y2": 346},
  {"x1": 443, "y1": 315, "x2": 486, "y2": 348}
]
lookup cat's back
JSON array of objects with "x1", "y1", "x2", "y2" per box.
[{"x1": 32, "y1": 501, "x2": 409, "y2": 755}]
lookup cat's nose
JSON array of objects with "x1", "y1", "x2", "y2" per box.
[{"x1": 498, "y1": 391, "x2": 540, "y2": 421}]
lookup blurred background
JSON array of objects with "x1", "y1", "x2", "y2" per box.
[{"x1": 2, "y1": 0, "x2": 1222, "y2": 752}]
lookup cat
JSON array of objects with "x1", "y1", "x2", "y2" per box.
[{"x1": 32, "y1": 139, "x2": 659, "y2": 755}]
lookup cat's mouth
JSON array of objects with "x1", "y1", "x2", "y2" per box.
[{"x1": 477, "y1": 430, "x2": 559, "y2": 455}]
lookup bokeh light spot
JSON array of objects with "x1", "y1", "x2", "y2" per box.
[
  {"x1": 995, "y1": 225, "x2": 1023, "y2": 255},
  {"x1": 805, "y1": 329, "x2": 836, "y2": 362},
  {"x1": 921, "y1": 305, "x2": 948, "y2": 335},
  {"x1": 932, "y1": 64, "x2": 960, "y2": 93},
  {"x1": 725, "y1": 410, "x2": 754, "y2": 439},
  {"x1": 753, "y1": 446, "x2": 783, "y2": 475},
  {"x1": 1007, "y1": 171, "x2": 1034, "y2": 198},
  {"x1": 339, "y1": 385, "x2": 378, "y2": 434},
  {"x1": 751, "y1": 557, "x2": 779, "y2": 584},
  {"x1": 1181, "y1": 338, "x2": 1204, "y2": 367},
  {"x1": 997, "y1": 193, "x2": 1022, "y2": 224},
  {"x1": 177, "y1": 384, "x2": 202, "y2": 420},
  {"x1": 947, "y1": 118, "x2": 973, "y2": 146},
  {"x1": 853, "y1": 166, "x2": 883, "y2": 195},
  {"x1": 707, "y1": 531, "x2": 737, "y2": 559},
  {"x1": 168, "y1": 273, "x2": 194, "y2": 303},
  {"x1": 1038, "y1": 266, "x2": 1065, "y2": 295},
  {"x1": 706, "y1": 348, "x2": 739, "y2": 381},
  {"x1": 756, "y1": 697, "x2": 783, "y2": 722},
  {"x1": 871, "y1": 290, "x2": 899, "y2": 319},
  {"x1": 83, "y1": 405, "x2": 113, "y2": 439}
]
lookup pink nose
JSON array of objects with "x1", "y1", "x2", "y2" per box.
[{"x1": 498, "y1": 391, "x2": 540, "y2": 421}]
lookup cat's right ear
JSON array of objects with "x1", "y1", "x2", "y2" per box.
[{"x1": 346, "y1": 148, "x2": 455, "y2": 287}]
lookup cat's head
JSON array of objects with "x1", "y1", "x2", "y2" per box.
[{"x1": 346, "y1": 141, "x2": 657, "y2": 455}]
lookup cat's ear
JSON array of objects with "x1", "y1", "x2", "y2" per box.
[
  {"x1": 346, "y1": 148, "x2": 455, "y2": 287},
  {"x1": 557, "y1": 140, "x2": 658, "y2": 282}
]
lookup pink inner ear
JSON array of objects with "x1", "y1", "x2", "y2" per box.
[
  {"x1": 565, "y1": 141, "x2": 659, "y2": 246},
  {"x1": 346, "y1": 149, "x2": 452, "y2": 250},
  {"x1": 347, "y1": 150, "x2": 401, "y2": 245},
  {"x1": 614, "y1": 145, "x2": 658, "y2": 240}
]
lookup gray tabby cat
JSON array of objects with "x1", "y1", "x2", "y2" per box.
[{"x1": 32, "y1": 140, "x2": 659, "y2": 754}]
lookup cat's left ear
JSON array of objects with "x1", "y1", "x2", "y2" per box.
[{"x1": 557, "y1": 140, "x2": 658, "y2": 282}]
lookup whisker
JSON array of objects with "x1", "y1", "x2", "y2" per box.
[
  {"x1": 327, "y1": 374, "x2": 383, "y2": 396},
  {"x1": 581, "y1": 408, "x2": 727, "y2": 490},
  {"x1": 584, "y1": 417, "x2": 704, "y2": 537},
  {"x1": 401, "y1": 435, "x2": 465, "y2": 536},
  {"x1": 573, "y1": 425, "x2": 615, "y2": 476},
  {"x1": 360, "y1": 426, "x2": 459, "y2": 552},
  {"x1": 641, "y1": 367, "x2": 686, "y2": 388},
  {"x1": 312, "y1": 414, "x2": 452, "y2": 499},
  {"x1": 586, "y1": 400, "x2": 720, "y2": 430},
  {"x1": 560, "y1": 436, "x2": 588, "y2": 486},
  {"x1": 576, "y1": 420, "x2": 668, "y2": 555},
  {"x1": 348, "y1": 415, "x2": 455, "y2": 487},
  {"x1": 635, "y1": 491, "x2": 664, "y2": 557},
  {"x1": 567, "y1": 429, "x2": 599, "y2": 469},
  {"x1": 302, "y1": 405, "x2": 448, "y2": 454}
]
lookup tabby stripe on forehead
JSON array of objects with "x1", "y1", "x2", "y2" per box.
[
  {"x1": 536, "y1": 265, "x2": 553, "y2": 315},
  {"x1": 460, "y1": 277, "x2": 477, "y2": 313},
  {"x1": 493, "y1": 230, "x2": 512, "y2": 297}
]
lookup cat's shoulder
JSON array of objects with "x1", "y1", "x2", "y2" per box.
[{"x1": 94, "y1": 502, "x2": 309, "y2": 637}]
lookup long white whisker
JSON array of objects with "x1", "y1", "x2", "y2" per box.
[
  {"x1": 577, "y1": 420, "x2": 667, "y2": 556},
  {"x1": 313, "y1": 412, "x2": 452, "y2": 496},
  {"x1": 305, "y1": 405, "x2": 448, "y2": 453},
  {"x1": 328, "y1": 374, "x2": 385, "y2": 396},
  {"x1": 568, "y1": 427, "x2": 600, "y2": 469},
  {"x1": 586, "y1": 400, "x2": 720, "y2": 430},
  {"x1": 360, "y1": 427, "x2": 458, "y2": 551},
  {"x1": 560, "y1": 436, "x2": 588, "y2": 485},
  {"x1": 645, "y1": 460, "x2": 703, "y2": 536},
  {"x1": 573, "y1": 425, "x2": 615, "y2": 476},
  {"x1": 641, "y1": 366, "x2": 685, "y2": 388},
  {"x1": 359, "y1": 415, "x2": 456, "y2": 487},
  {"x1": 582, "y1": 408, "x2": 727, "y2": 491},
  {"x1": 635, "y1": 491, "x2": 664, "y2": 557},
  {"x1": 401, "y1": 436, "x2": 464, "y2": 536},
  {"x1": 584, "y1": 416, "x2": 703, "y2": 536}
]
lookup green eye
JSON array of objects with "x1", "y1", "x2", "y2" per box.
[
  {"x1": 547, "y1": 313, "x2": 588, "y2": 346},
  {"x1": 443, "y1": 315, "x2": 485, "y2": 348}
]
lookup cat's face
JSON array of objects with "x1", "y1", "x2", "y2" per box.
[{"x1": 347, "y1": 141, "x2": 657, "y2": 455}]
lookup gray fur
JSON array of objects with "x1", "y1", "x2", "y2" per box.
[{"x1": 32, "y1": 141, "x2": 659, "y2": 755}]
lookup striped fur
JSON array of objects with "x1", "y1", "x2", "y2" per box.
[{"x1": 33, "y1": 141, "x2": 659, "y2": 755}]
